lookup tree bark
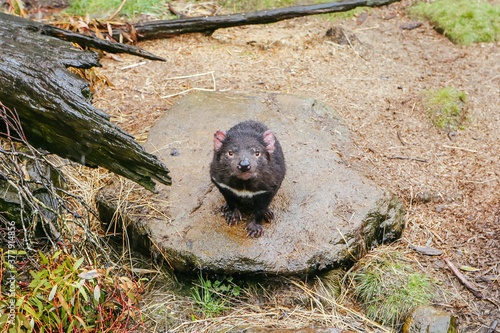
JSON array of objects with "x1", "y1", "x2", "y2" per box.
[
  {"x1": 127, "y1": 0, "x2": 400, "y2": 40},
  {"x1": 0, "y1": 12, "x2": 165, "y2": 61},
  {"x1": 0, "y1": 12, "x2": 170, "y2": 192}
]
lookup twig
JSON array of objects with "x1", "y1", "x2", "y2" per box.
[
  {"x1": 324, "y1": 40, "x2": 346, "y2": 48},
  {"x1": 442, "y1": 144, "x2": 478, "y2": 153},
  {"x1": 396, "y1": 129, "x2": 406, "y2": 146},
  {"x1": 148, "y1": 235, "x2": 174, "y2": 270},
  {"x1": 430, "y1": 229, "x2": 446, "y2": 244},
  {"x1": 168, "y1": 2, "x2": 185, "y2": 18},
  {"x1": 387, "y1": 156, "x2": 428, "y2": 163},
  {"x1": 160, "y1": 88, "x2": 216, "y2": 99},
  {"x1": 443, "y1": 257, "x2": 482, "y2": 298},
  {"x1": 462, "y1": 177, "x2": 499, "y2": 184},
  {"x1": 341, "y1": 29, "x2": 368, "y2": 63},
  {"x1": 353, "y1": 25, "x2": 380, "y2": 31},
  {"x1": 336, "y1": 227, "x2": 357, "y2": 261},
  {"x1": 108, "y1": 0, "x2": 128, "y2": 21},
  {"x1": 171, "y1": 312, "x2": 280, "y2": 331},
  {"x1": 161, "y1": 71, "x2": 217, "y2": 99},
  {"x1": 163, "y1": 71, "x2": 216, "y2": 81},
  {"x1": 487, "y1": 321, "x2": 498, "y2": 333},
  {"x1": 121, "y1": 61, "x2": 149, "y2": 70}
]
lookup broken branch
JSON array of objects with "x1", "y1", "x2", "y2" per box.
[
  {"x1": 119, "y1": 0, "x2": 401, "y2": 40},
  {"x1": 443, "y1": 257, "x2": 482, "y2": 298}
]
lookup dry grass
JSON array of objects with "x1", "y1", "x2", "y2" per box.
[
  {"x1": 139, "y1": 273, "x2": 393, "y2": 332},
  {"x1": 349, "y1": 246, "x2": 435, "y2": 328}
]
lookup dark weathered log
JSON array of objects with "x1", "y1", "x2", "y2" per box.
[
  {"x1": 0, "y1": 12, "x2": 171, "y2": 191},
  {"x1": 0, "y1": 12, "x2": 165, "y2": 61},
  {"x1": 127, "y1": 0, "x2": 400, "y2": 40},
  {"x1": 40, "y1": 23, "x2": 166, "y2": 61}
]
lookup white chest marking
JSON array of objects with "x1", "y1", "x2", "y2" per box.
[{"x1": 213, "y1": 180, "x2": 268, "y2": 198}]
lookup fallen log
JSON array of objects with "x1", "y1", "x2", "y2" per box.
[
  {"x1": 125, "y1": 0, "x2": 400, "y2": 40},
  {"x1": 0, "y1": 12, "x2": 165, "y2": 61},
  {"x1": 0, "y1": 12, "x2": 171, "y2": 191},
  {"x1": 40, "y1": 21, "x2": 165, "y2": 61}
]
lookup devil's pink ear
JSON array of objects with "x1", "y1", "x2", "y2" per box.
[
  {"x1": 213, "y1": 130, "x2": 227, "y2": 151},
  {"x1": 263, "y1": 130, "x2": 276, "y2": 154}
]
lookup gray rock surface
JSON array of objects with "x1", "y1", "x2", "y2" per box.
[
  {"x1": 402, "y1": 306, "x2": 457, "y2": 333},
  {"x1": 97, "y1": 91, "x2": 405, "y2": 275}
]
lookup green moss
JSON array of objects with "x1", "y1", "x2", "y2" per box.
[
  {"x1": 219, "y1": 0, "x2": 371, "y2": 16},
  {"x1": 363, "y1": 195, "x2": 405, "y2": 249},
  {"x1": 410, "y1": 0, "x2": 500, "y2": 44},
  {"x1": 423, "y1": 87, "x2": 468, "y2": 132},
  {"x1": 351, "y1": 250, "x2": 435, "y2": 328},
  {"x1": 65, "y1": 0, "x2": 167, "y2": 19},
  {"x1": 219, "y1": 0, "x2": 297, "y2": 12},
  {"x1": 320, "y1": 6, "x2": 372, "y2": 21}
]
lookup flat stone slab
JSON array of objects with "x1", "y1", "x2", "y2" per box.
[{"x1": 97, "y1": 91, "x2": 404, "y2": 275}]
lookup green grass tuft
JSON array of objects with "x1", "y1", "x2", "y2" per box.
[
  {"x1": 220, "y1": 0, "x2": 371, "y2": 16},
  {"x1": 410, "y1": 0, "x2": 500, "y2": 44},
  {"x1": 423, "y1": 87, "x2": 468, "y2": 132},
  {"x1": 191, "y1": 275, "x2": 240, "y2": 318},
  {"x1": 321, "y1": 6, "x2": 372, "y2": 21},
  {"x1": 220, "y1": 0, "x2": 297, "y2": 12},
  {"x1": 351, "y1": 250, "x2": 435, "y2": 328},
  {"x1": 65, "y1": 0, "x2": 167, "y2": 19}
]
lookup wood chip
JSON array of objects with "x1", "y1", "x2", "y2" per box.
[
  {"x1": 400, "y1": 21, "x2": 423, "y2": 30},
  {"x1": 410, "y1": 245, "x2": 443, "y2": 256}
]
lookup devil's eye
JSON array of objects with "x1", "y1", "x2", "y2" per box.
[
  {"x1": 227, "y1": 151, "x2": 234, "y2": 157},
  {"x1": 255, "y1": 151, "x2": 260, "y2": 157}
]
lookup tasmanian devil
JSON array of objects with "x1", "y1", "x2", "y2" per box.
[{"x1": 210, "y1": 120, "x2": 286, "y2": 238}]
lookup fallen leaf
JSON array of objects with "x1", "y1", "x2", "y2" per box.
[{"x1": 460, "y1": 265, "x2": 479, "y2": 272}]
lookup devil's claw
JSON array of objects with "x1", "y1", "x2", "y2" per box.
[
  {"x1": 221, "y1": 204, "x2": 242, "y2": 226},
  {"x1": 264, "y1": 209, "x2": 275, "y2": 222},
  {"x1": 246, "y1": 221, "x2": 264, "y2": 238}
]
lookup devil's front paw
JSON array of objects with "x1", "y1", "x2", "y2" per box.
[
  {"x1": 221, "y1": 204, "x2": 242, "y2": 226},
  {"x1": 246, "y1": 221, "x2": 264, "y2": 238}
]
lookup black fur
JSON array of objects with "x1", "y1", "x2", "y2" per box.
[{"x1": 210, "y1": 120, "x2": 286, "y2": 237}]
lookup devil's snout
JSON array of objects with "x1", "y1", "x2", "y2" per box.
[{"x1": 237, "y1": 158, "x2": 251, "y2": 172}]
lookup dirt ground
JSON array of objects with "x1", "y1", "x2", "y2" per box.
[{"x1": 91, "y1": 0, "x2": 499, "y2": 330}]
